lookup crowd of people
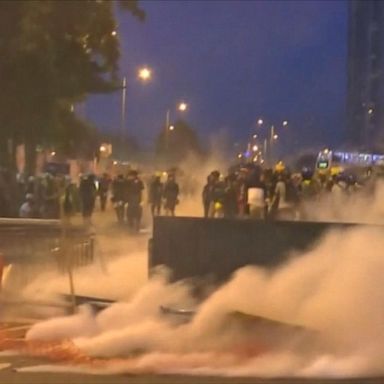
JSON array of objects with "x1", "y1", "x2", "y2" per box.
[
  {"x1": 201, "y1": 161, "x2": 376, "y2": 221},
  {"x1": 0, "y1": 160, "x2": 378, "y2": 230},
  {"x1": 0, "y1": 168, "x2": 181, "y2": 232}
]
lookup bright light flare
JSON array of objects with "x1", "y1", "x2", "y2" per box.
[
  {"x1": 178, "y1": 102, "x2": 187, "y2": 111},
  {"x1": 138, "y1": 67, "x2": 152, "y2": 81}
]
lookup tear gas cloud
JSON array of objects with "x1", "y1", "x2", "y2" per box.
[
  {"x1": 20, "y1": 234, "x2": 148, "y2": 302},
  {"x1": 172, "y1": 143, "x2": 230, "y2": 217},
  {"x1": 14, "y1": 152, "x2": 384, "y2": 377},
  {"x1": 302, "y1": 179, "x2": 384, "y2": 224},
  {"x1": 26, "y1": 223, "x2": 384, "y2": 378}
]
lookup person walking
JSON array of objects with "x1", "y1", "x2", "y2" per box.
[
  {"x1": 126, "y1": 170, "x2": 144, "y2": 232},
  {"x1": 98, "y1": 173, "x2": 111, "y2": 212},
  {"x1": 79, "y1": 174, "x2": 97, "y2": 226},
  {"x1": 163, "y1": 173, "x2": 179, "y2": 216},
  {"x1": 148, "y1": 174, "x2": 163, "y2": 217},
  {"x1": 111, "y1": 174, "x2": 127, "y2": 225}
]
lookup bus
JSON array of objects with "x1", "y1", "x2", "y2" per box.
[{"x1": 315, "y1": 149, "x2": 384, "y2": 178}]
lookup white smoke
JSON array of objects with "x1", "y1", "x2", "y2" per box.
[
  {"x1": 12, "y1": 160, "x2": 384, "y2": 377},
  {"x1": 302, "y1": 179, "x2": 384, "y2": 224},
  {"x1": 23, "y1": 224, "x2": 384, "y2": 377},
  {"x1": 172, "y1": 150, "x2": 230, "y2": 217}
]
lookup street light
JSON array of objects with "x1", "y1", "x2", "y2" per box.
[
  {"x1": 138, "y1": 67, "x2": 152, "y2": 81},
  {"x1": 165, "y1": 102, "x2": 188, "y2": 151},
  {"x1": 121, "y1": 66, "x2": 152, "y2": 148},
  {"x1": 254, "y1": 119, "x2": 288, "y2": 166},
  {"x1": 165, "y1": 101, "x2": 188, "y2": 130},
  {"x1": 178, "y1": 102, "x2": 187, "y2": 112},
  {"x1": 269, "y1": 121, "x2": 288, "y2": 165}
]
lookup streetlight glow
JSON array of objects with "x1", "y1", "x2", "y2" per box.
[
  {"x1": 178, "y1": 102, "x2": 187, "y2": 111},
  {"x1": 138, "y1": 67, "x2": 152, "y2": 81},
  {"x1": 111, "y1": 30, "x2": 117, "y2": 37},
  {"x1": 282, "y1": 120, "x2": 288, "y2": 126},
  {"x1": 252, "y1": 145, "x2": 258, "y2": 151},
  {"x1": 169, "y1": 125, "x2": 175, "y2": 131},
  {"x1": 368, "y1": 108, "x2": 374, "y2": 114},
  {"x1": 257, "y1": 119, "x2": 263, "y2": 125},
  {"x1": 253, "y1": 134, "x2": 257, "y2": 139},
  {"x1": 273, "y1": 134, "x2": 279, "y2": 140}
]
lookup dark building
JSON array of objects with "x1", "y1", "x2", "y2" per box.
[{"x1": 346, "y1": 0, "x2": 384, "y2": 151}]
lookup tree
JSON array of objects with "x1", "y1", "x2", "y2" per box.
[
  {"x1": 99, "y1": 131, "x2": 141, "y2": 161},
  {"x1": 155, "y1": 120, "x2": 204, "y2": 164},
  {"x1": 0, "y1": 0, "x2": 144, "y2": 174}
]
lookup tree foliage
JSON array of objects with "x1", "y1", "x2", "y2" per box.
[
  {"x1": 0, "y1": 0, "x2": 144, "y2": 173},
  {"x1": 155, "y1": 120, "x2": 204, "y2": 164}
]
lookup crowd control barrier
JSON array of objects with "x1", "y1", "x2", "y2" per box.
[
  {"x1": 0, "y1": 218, "x2": 94, "y2": 269},
  {"x1": 0, "y1": 218, "x2": 94, "y2": 309}
]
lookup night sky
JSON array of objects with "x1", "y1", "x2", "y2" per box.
[{"x1": 86, "y1": 0, "x2": 347, "y2": 155}]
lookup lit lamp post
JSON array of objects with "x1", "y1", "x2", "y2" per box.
[
  {"x1": 120, "y1": 66, "x2": 152, "y2": 154},
  {"x1": 165, "y1": 102, "x2": 188, "y2": 130},
  {"x1": 256, "y1": 118, "x2": 288, "y2": 166},
  {"x1": 269, "y1": 120, "x2": 288, "y2": 165},
  {"x1": 165, "y1": 102, "x2": 188, "y2": 150}
]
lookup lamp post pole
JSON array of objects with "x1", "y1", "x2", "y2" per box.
[
  {"x1": 164, "y1": 102, "x2": 187, "y2": 153},
  {"x1": 165, "y1": 109, "x2": 170, "y2": 150},
  {"x1": 119, "y1": 67, "x2": 152, "y2": 159},
  {"x1": 269, "y1": 125, "x2": 275, "y2": 166},
  {"x1": 121, "y1": 76, "x2": 127, "y2": 143}
]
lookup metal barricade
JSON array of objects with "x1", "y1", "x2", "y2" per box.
[{"x1": 0, "y1": 218, "x2": 94, "y2": 271}]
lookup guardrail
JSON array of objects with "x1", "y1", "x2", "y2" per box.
[
  {"x1": 0, "y1": 218, "x2": 96, "y2": 314},
  {"x1": 0, "y1": 218, "x2": 94, "y2": 269}
]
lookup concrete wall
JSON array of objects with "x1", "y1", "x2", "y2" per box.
[{"x1": 150, "y1": 217, "x2": 356, "y2": 284}]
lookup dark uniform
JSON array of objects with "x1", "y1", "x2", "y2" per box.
[
  {"x1": 126, "y1": 171, "x2": 144, "y2": 232},
  {"x1": 149, "y1": 175, "x2": 163, "y2": 216},
  {"x1": 163, "y1": 175, "x2": 179, "y2": 216},
  {"x1": 98, "y1": 173, "x2": 111, "y2": 212},
  {"x1": 111, "y1": 175, "x2": 127, "y2": 224},
  {"x1": 79, "y1": 174, "x2": 96, "y2": 224}
]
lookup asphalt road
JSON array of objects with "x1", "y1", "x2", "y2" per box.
[
  {"x1": 0, "y1": 355, "x2": 381, "y2": 384},
  {"x1": 0, "y1": 211, "x2": 382, "y2": 383}
]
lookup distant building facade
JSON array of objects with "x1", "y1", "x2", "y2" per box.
[{"x1": 346, "y1": 0, "x2": 384, "y2": 151}]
